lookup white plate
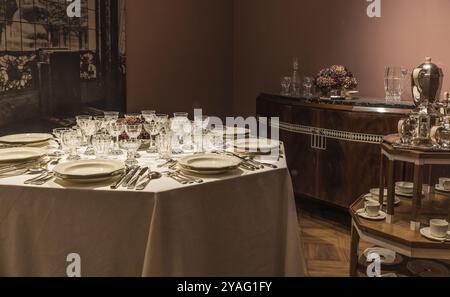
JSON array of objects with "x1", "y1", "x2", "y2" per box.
[
  {"x1": 369, "y1": 188, "x2": 387, "y2": 198},
  {"x1": 178, "y1": 154, "x2": 241, "y2": 171},
  {"x1": 213, "y1": 126, "x2": 250, "y2": 138},
  {"x1": 365, "y1": 195, "x2": 401, "y2": 206},
  {"x1": 395, "y1": 181, "x2": 413, "y2": 193},
  {"x1": 55, "y1": 174, "x2": 121, "y2": 184},
  {"x1": 53, "y1": 160, "x2": 125, "y2": 179},
  {"x1": 356, "y1": 209, "x2": 387, "y2": 221},
  {"x1": 180, "y1": 167, "x2": 236, "y2": 175},
  {"x1": 0, "y1": 147, "x2": 46, "y2": 164},
  {"x1": 435, "y1": 184, "x2": 450, "y2": 193},
  {"x1": 233, "y1": 138, "x2": 280, "y2": 153},
  {"x1": 0, "y1": 133, "x2": 53, "y2": 145},
  {"x1": 420, "y1": 227, "x2": 450, "y2": 242},
  {"x1": 363, "y1": 247, "x2": 396, "y2": 264},
  {"x1": 395, "y1": 189, "x2": 413, "y2": 197}
]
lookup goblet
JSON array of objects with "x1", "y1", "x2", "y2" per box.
[
  {"x1": 76, "y1": 115, "x2": 92, "y2": 145},
  {"x1": 79, "y1": 119, "x2": 98, "y2": 155},
  {"x1": 125, "y1": 124, "x2": 142, "y2": 140},
  {"x1": 141, "y1": 110, "x2": 156, "y2": 122},
  {"x1": 120, "y1": 138, "x2": 141, "y2": 167},
  {"x1": 107, "y1": 121, "x2": 125, "y2": 155},
  {"x1": 143, "y1": 121, "x2": 159, "y2": 153}
]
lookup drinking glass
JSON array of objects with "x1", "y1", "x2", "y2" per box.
[
  {"x1": 143, "y1": 121, "x2": 159, "y2": 153},
  {"x1": 92, "y1": 134, "x2": 112, "y2": 159},
  {"x1": 280, "y1": 76, "x2": 292, "y2": 96},
  {"x1": 120, "y1": 138, "x2": 141, "y2": 167},
  {"x1": 156, "y1": 114, "x2": 169, "y2": 134},
  {"x1": 76, "y1": 115, "x2": 92, "y2": 145},
  {"x1": 193, "y1": 115, "x2": 210, "y2": 152},
  {"x1": 78, "y1": 119, "x2": 98, "y2": 155},
  {"x1": 107, "y1": 121, "x2": 125, "y2": 155},
  {"x1": 94, "y1": 116, "x2": 108, "y2": 133},
  {"x1": 125, "y1": 124, "x2": 142, "y2": 140},
  {"x1": 53, "y1": 128, "x2": 72, "y2": 155},
  {"x1": 62, "y1": 130, "x2": 81, "y2": 161},
  {"x1": 170, "y1": 112, "x2": 191, "y2": 153},
  {"x1": 303, "y1": 76, "x2": 314, "y2": 97},
  {"x1": 141, "y1": 110, "x2": 156, "y2": 123},
  {"x1": 385, "y1": 67, "x2": 408, "y2": 102},
  {"x1": 156, "y1": 132, "x2": 172, "y2": 160}
]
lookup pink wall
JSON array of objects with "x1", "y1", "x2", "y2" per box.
[
  {"x1": 233, "y1": 0, "x2": 450, "y2": 116},
  {"x1": 126, "y1": 0, "x2": 233, "y2": 118}
]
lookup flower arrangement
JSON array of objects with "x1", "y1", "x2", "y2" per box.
[
  {"x1": 315, "y1": 65, "x2": 358, "y2": 95},
  {"x1": 0, "y1": 54, "x2": 36, "y2": 93}
]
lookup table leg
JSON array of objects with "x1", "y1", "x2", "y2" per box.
[
  {"x1": 379, "y1": 155, "x2": 385, "y2": 206},
  {"x1": 350, "y1": 221, "x2": 360, "y2": 277},
  {"x1": 411, "y1": 164, "x2": 423, "y2": 231},
  {"x1": 386, "y1": 160, "x2": 395, "y2": 224}
]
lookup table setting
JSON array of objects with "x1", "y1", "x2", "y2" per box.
[{"x1": 0, "y1": 111, "x2": 302, "y2": 277}]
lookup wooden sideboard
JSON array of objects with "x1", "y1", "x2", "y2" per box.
[{"x1": 257, "y1": 93, "x2": 416, "y2": 208}]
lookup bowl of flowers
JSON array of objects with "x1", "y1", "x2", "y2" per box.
[{"x1": 315, "y1": 65, "x2": 358, "y2": 99}]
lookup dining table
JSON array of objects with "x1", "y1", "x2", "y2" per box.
[{"x1": 0, "y1": 142, "x2": 304, "y2": 277}]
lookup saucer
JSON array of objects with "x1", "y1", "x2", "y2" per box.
[
  {"x1": 420, "y1": 227, "x2": 450, "y2": 242},
  {"x1": 365, "y1": 194, "x2": 401, "y2": 206},
  {"x1": 356, "y1": 209, "x2": 387, "y2": 221},
  {"x1": 395, "y1": 188, "x2": 413, "y2": 197},
  {"x1": 435, "y1": 184, "x2": 450, "y2": 193}
]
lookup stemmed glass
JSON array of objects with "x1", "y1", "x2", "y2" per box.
[
  {"x1": 76, "y1": 115, "x2": 92, "y2": 145},
  {"x1": 143, "y1": 121, "x2": 159, "y2": 153},
  {"x1": 62, "y1": 130, "x2": 81, "y2": 161},
  {"x1": 170, "y1": 112, "x2": 191, "y2": 153},
  {"x1": 142, "y1": 110, "x2": 156, "y2": 122},
  {"x1": 125, "y1": 124, "x2": 142, "y2": 140},
  {"x1": 107, "y1": 121, "x2": 125, "y2": 155},
  {"x1": 193, "y1": 115, "x2": 210, "y2": 152},
  {"x1": 121, "y1": 138, "x2": 141, "y2": 167},
  {"x1": 78, "y1": 119, "x2": 98, "y2": 155},
  {"x1": 303, "y1": 76, "x2": 314, "y2": 97},
  {"x1": 156, "y1": 114, "x2": 169, "y2": 134}
]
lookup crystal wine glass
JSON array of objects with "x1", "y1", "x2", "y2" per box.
[
  {"x1": 120, "y1": 138, "x2": 141, "y2": 167},
  {"x1": 107, "y1": 121, "x2": 125, "y2": 155},
  {"x1": 78, "y1": 119, "x2": 98, "y2": 155},
  {"x1": 62, "y1": 130, "x2": 81, "y2": 161},
  {"x1": 125, "y1": 124, "x2": 142, "y2": 140}
]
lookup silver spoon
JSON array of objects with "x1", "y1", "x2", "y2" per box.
[{"x1": 136, "y1": 172, "x2": 162, "y2": 191}]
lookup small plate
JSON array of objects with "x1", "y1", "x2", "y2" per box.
[
  {"x1": 0, "y1": 133, "x2": 53, "y2": 145},
  {"x1": 420, "y1": 227, "x2": 450, "y2": 242},
  {"x1": 356, "y1": 209, "x2": 387, "y2": 221},
  {"x1": 435, "y1": 184, "x2": 450, "y2": 193}
]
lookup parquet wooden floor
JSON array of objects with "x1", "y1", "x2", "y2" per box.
[{"x1": 298, "y1": 208, "x2": 371, "y2": 277}]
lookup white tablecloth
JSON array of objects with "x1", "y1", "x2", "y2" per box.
[{"x1": 0, "y1": 149, "x2": 303, "y2": 276}]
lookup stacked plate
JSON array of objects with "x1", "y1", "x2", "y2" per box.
[
  {"x1": 396, "y1": 181, "x2": 414, "y2": 197},
  {"x1": 178, "y1": 154, "x2": 241, "y2": 175},
  {"x1": 232, "y1": 138, "x2": 280, "y2": 154},
  {"x1": 0, "y1": 147, "x2": 47, "y2": 174},
  {"x1": 0, "y1": 133, "x2": 53, "y2": 148},
  {"x1": 53, "y1": 160, "x2": 125, "y2": 184}
]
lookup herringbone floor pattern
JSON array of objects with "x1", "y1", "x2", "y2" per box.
[{"x1": 298, "y1": 210, "x2": 371, "y2": 277}]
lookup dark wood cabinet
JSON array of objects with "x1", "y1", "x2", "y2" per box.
[{"x1": 257, "y1": 93, "x2": 414, "y2": 208}]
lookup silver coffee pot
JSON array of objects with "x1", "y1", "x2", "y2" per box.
[{"x1": 411, "y1": 57, "x2": 444, "y2": 111}]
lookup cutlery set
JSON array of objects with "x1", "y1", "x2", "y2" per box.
[
  {"x1": 110, "y1": 166, "x2": 162, "y2": 190},
  {"x1": 165, "y1": 171, "x2": 203, "y2": 185}
]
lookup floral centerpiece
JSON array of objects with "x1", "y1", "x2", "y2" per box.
[{"x1": 315, "y1": 65, "x2": 358, "y2": 98}]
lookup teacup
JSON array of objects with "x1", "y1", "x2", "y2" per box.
[
  {"x1": 364, "y1": 201, "x2": 381, "y2": 217},
  {"x1": 439, "y1": 178, "x2": 450, "y2": 190},
  {"x1": 430, "y1": 219, "x2": 449, "y2": 238}
]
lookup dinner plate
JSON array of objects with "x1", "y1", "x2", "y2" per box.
[
  {"x1": 233, "y1": 138, "x2": 280, "y2": 153},
  {"x1": 53, "y1": 160, "x2": 125, "y2": 179},
  {"x1": 0, "y1": 133, "x2": 53, "y2": 145},
  {"x1": 0, "y1": 147, "x2": 46, "y2": 164},
  {"x1": 213, "y1": 126, "x2": 250, "y2": 138},
  {"x1": 180, "y1": 167, "x2": 236, "y2": 175},
  {"x1": 55, "y1": 174, "x2": 123, "y2": 184},
  {"x1": 178, "y1": 154, "x2": 241, "y2": 171}
]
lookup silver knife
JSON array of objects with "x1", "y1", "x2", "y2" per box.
[
  {"x1": 127, "y1": 167, "x2": 149, "y2": 190},
  {"x1": 121, "y1": 166, "x2": 141, "y2": 188},
  {"x1": 110, "y1": 167, "x2": 134, "y2": 189}
]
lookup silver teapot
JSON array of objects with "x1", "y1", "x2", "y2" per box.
[{"x1": 411, "y1": 57, "x2": 444, "y2": 111}]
